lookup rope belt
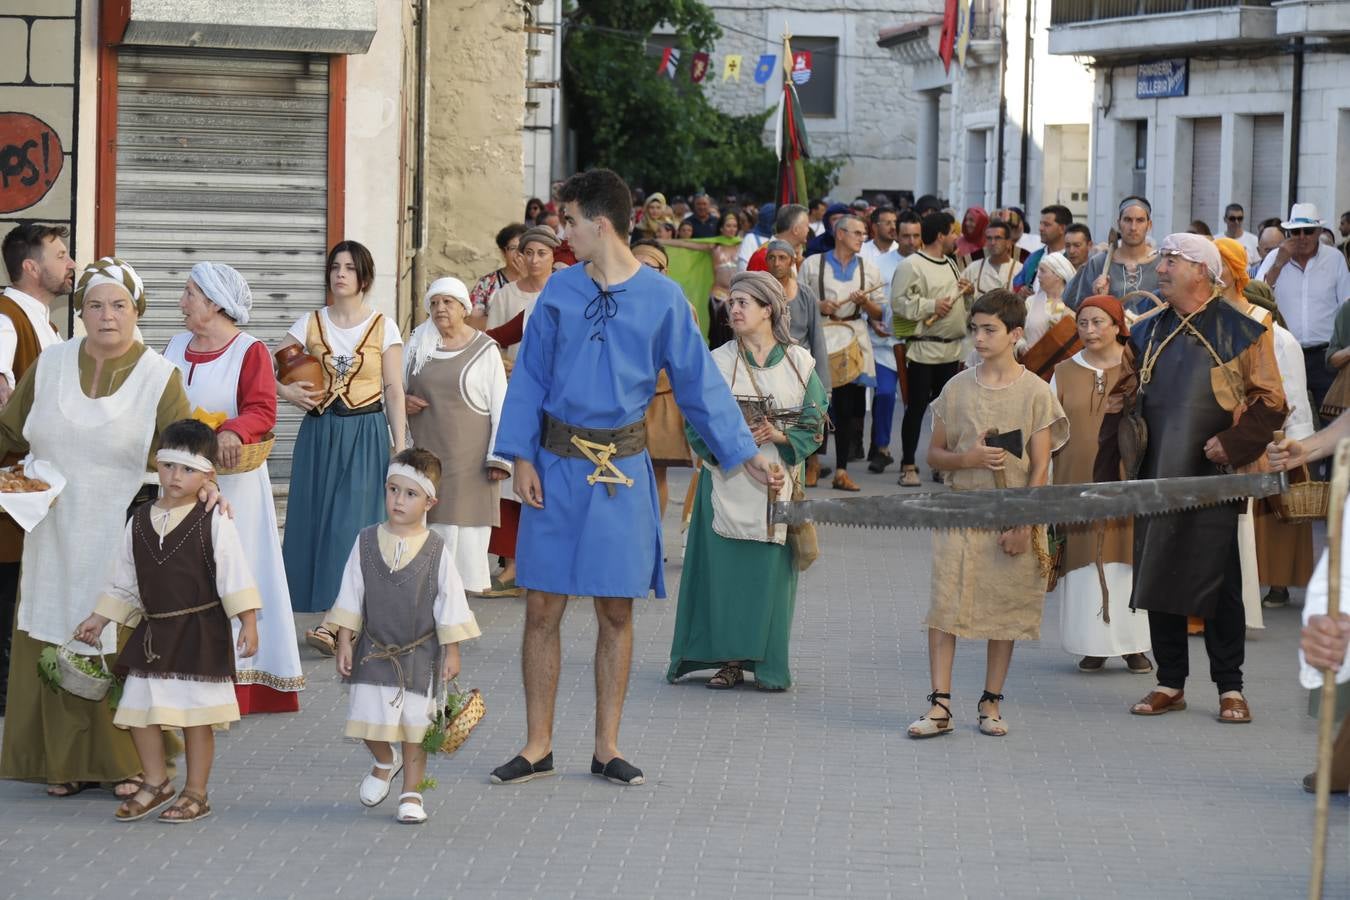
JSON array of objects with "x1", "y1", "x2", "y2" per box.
[
  {"x1": 142, "y1": 601, "x2": 220, "y2": 663},
  {"x1": 360, "y1": 631, "x2": 436, "y2": 708},
  {"x1": 540, "y1": 413, "x2": 647, "y2": 497}
]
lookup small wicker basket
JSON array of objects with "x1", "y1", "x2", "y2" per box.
[
  {"x1": 436, "y1": 683, "x2": 485, "y2": 755},
  {"x1": 1276, "y1": 467, "x2": 1330, "y2": 524},
  {"x1": 56, "y1": 640, "x2": 113, "y2": 701},
  {"x1": 217, "y1": 432, "x2": 275, "y2": 476}
]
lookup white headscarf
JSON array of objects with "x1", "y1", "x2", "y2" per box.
[
  {"x1": 1037, "y1": 251, "x2": 1075, "y2": 286},
  {"x1": 1160, "y1": 232, "x2": 1224, "y2": 286},
  {"x1": 190, "y1": 261, "x2": 252, "y2": 325},
  {"x1": 406, "y1": 276, "x2": 473, "y2": 380}
]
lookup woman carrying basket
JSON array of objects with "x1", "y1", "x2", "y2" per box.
[
  {"x1": 666, "y1": 272, "x2": 826, "y2": 691},
  {"x1": 163, "y1": 262, "x2": 304, "y2": 712}
]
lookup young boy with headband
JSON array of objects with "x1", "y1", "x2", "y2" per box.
[
  {"x1": 324, "y1": 448, "x2": 481, "y2": 824},
  {"x1": 74, "y1": 419, "x2": 261, "y2": 823}
]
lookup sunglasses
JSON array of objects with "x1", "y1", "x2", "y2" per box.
[
  {"x1": 1226, "y1": 215, "x2": 1243, "y2": 222},
  {"x1": 1290, "y1": 228, "x2": 1317, "y2": 237}
]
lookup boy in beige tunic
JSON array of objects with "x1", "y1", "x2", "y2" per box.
[{"x1": 907, "y1": 290, "x2": 1068, "y2": 739}]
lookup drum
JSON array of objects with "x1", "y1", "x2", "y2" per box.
[
  {"x1": 824, "y1": 321, "x2": 865, "y2": 388},
  {"x1": 1021, "y1": 316, "x2": 1081, "y2": 382}
]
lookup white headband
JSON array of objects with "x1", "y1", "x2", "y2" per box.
[
  {"x1": 156, "y1": 448, "x2": 214, "y2": 473},
  {"x1": 387, "y1": 463, "x2": 437, "y2": 498}
]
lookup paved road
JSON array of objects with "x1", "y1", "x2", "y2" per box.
[{"x1": 1, "y1": 430, "x2": 1346, "y2": 898}]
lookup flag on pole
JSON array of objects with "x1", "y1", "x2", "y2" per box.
[
  {"x1": 938, "y1": 0, "x2": 959, "y2": 73},
  {"x1": 659, "y1": 47, "x2": 680, "y2": 79},
  {"x1": 955, "y1": 0, "x2": 974, "y2": 67},
  {"x1": 774, "y1": 36, "x2": 811, "y2": 207},
  {"x1": 753, "y1": 54, "x2": 777, "y2": 84},
  {"x1": 691, "y1": 52, "x2": 710, "y2": 83},
  {"x1": 722, "y1": 54, "x2": 742, "y2": 81},
  {"x1": 791, "y1": 51, "x2": 812, "y2": 85}
]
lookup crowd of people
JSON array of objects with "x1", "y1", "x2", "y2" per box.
[{"x1": 4, "y1": 169, "x2": 1350, "y2": 826}]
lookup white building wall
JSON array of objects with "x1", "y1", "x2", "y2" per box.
[
  {"x1": 522, "y1": 0, "x2": 561, "y2": 206},
  {"x1": 703, "y1": 1, "x2": 949, "y2": 201},
  {"x1": 1085, "y1": 55, "x2": 1350, "y2": 240}
]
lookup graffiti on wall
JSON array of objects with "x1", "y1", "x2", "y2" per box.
[{"x1": 0, "y1": 112, "x2": 65, "y2": 215}]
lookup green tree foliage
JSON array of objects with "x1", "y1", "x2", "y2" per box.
[{"x1": 562, "y1": 0, "x2": 840, "y2": 200}]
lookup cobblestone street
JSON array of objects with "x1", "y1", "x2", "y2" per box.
[{"x1": 1, "y1": 454, "x2": 1346, "y2": 899}]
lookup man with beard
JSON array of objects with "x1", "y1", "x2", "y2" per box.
[
  {"x1": 1065, "y1": 196, "x2": 1162, "y2": 314},
  {"x1": 1095, "y1": 234, "x2": 1286, "y2": 725},
  {"x1": 0, "y1": 223, "x2": 73, "y2": 716}
]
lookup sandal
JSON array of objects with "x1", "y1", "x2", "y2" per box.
[
  {"x1": 109, "y1": 775, "x2": 146, "y2": 800},
  {"x1": 305, "y1": 626, "x2": 337, "y2": 657},
  {"x1": 706, "y1": 664, "x2": 744, "y2": 690},
  {"x1": 396, "y1": 792, "x2": 427, "y2": 824},
  {"x1": 1130, "y1": 689, "x2": 1186, "y2": 716},
  {"x1": 907, "y1": 690, "x2": 953, "y2": 739},
  {"x1": 115, "y1": 779, "x2": 175, "y2": 822},
  {"x1": 899, "y1": 465, "x2": 921, "y2": 488},
  {"x1": 360, "y1": 748, "x2": 403, "y2": 806},
  {"x1": 158, "y1": 788, "x2": 211, "y2": 823},
  {"x1": 46, "y1": 781, "x2": 97, "y2": 798},
  {"x1": 1217, "y1": 693, "x2": 1252, "y2": 724},
  {"x1": 977, "y1": 691, "x2": 1008, "y2": 737}
]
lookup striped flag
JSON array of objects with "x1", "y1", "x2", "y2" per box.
[{"x1": 774, "y1": 42, "x2": 811, "y2": 207}]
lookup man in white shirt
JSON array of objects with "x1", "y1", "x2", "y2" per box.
[
  {"x1": 1255, "y1": 203, "x2": 1350, "y2": 411},
  {"x1": 860, "y1": 206, "x2": 903, "y2": 473},
  {"x1": 0, "y1": 223, "x2": 72, "y2": 717},
  {"x1": 1222, "y1": 203, "x2": 1260, "y2": 267}
]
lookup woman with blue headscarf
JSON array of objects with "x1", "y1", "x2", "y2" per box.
[{"x1": 737, "y1": 202, "x2": 777, "y2": 270}]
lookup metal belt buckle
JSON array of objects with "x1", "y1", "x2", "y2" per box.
[{"x1": 570, "y1": 434, "x2": 634, "y2": 497}]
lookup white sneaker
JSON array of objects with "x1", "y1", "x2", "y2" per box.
[{"x1": 358, "y1": 749, "x2": 403, "y2": 807}]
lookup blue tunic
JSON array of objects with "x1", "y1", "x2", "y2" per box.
[{"x1": 494, "y1": 262, "x2": 759, "y2": 598}]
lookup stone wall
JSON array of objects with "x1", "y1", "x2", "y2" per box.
[
  {"x1": 423, "y1": 0, "x2": 526, "y2": 287},
  {"x1": 0, "y1": 1, "x2": 79, "y2": 248},
  {"x1": 701, "y1": 1, "x2": 945, "y2": 201}
]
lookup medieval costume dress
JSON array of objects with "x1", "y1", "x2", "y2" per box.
[
  {"x1": 926, "y1": 368, "x2": 1068, "y2": 640},
  {"x1": 282, "y1": 308, "x2": 402, "y2": 613},
  {"x1": 493, "y1": 263, "x2": 758, "y2": 600},
  {"x1": 94, "y1": 501, "x2": 261, "y2": 729},
  {"x1": 165, "y1": 332, "x2": 306, "y2": 712},
  {"x1": 325, "y1": 525, "x2": 480, "y2": 743},
  {"x1": 666, "y1": 342, "x2": 827, "y2": 689},
  {"x1": 1096, "y1": 299, "x2": 1286, "y2": 698},
  {"x1": 0, "y1": 337, "x2": 190, "y2": 785},
  {"x1": 404, "y1": 330, "x2": 509, "y2": 592},
  {"x1": 1050, "y1": 353, "x2": 1150, "y2": 658}
]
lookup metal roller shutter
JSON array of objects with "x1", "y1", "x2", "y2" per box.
[
  {"x1": 1189, "y1": 117, "x2": 1222, "y2": 230},
  {"x1": 1250, "y1": 115, "x2": 1284, "y2": 227},
  {"x1": 115, "y1": 47, "x2": 330, "y2": 490}
]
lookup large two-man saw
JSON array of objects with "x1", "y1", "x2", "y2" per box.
[{"x1": 769, "y1": 472, "x2": 1288, "y2": 531}]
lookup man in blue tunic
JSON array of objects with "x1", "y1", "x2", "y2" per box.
[{"x1": 489, "y1": 170, "x2": 783, "y2": 786}]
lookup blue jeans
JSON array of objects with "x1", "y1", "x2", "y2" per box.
[{"x1": 870, "y1": 364, "x2": 898, "y2": 452}]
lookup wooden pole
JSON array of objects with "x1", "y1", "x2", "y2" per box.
[{"x1": 1310, "y1": 437, "x2": 1350, "y2": 899}]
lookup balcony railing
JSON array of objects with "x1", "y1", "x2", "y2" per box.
[{"x1": 1051, "y1": 0, "x2": 1272, "y2": 25}]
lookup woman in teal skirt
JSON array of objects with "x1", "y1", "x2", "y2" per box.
[
  {"x1": 276, "y1": 241, "x2": 407, "y2": 636},
  {"x1": 667, "y1": 271, "x2": 826, "y2": 691}
]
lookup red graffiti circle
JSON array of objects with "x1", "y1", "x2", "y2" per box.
[{"x1": 0, "y1": 112, "x2": 65, "y2": 215}]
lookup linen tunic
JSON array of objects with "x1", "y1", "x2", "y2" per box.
[
  {"x1": 493, "y1": 262, "x2": 758, "y2": 599},
  {"x1": 94, "y1": 501, "x2": 262, "y2": 729},
  {"x1": 926, "y1": 368, "x2": 1068, "y2": 640}
]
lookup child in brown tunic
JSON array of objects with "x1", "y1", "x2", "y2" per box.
[
  {"x1": 908, "y1": 290, "x2": 1067, "y2": 740},
  {"x1": 75, "y1": 419, "x2": 260, "y2": 823}
]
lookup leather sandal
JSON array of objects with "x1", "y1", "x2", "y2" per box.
[
  {"x1": 1217, "y1": 694, "x2": 1252, "y2": 724},
  {"x1": 899, "y1": 465, "x2": 921, "y2": 488},
  {"x1": 47, "y1": 781, "x2": 97, "y2": 798},
  {"x1": 832, "y1": 471, "x2": 861, "y2": 492},
  {"x1": 977, "y1": 691, "x2": 1008, "y2": 737},
  {"x1": 907, "y1": 690, "x2": 953, "y2": 739},
  {"x1": 359, "y1": 748, "x2": 403, "y2": 806},
  {"x1": 396, "y1": 792, "x2": 428, "y2": 824},
  {"x1": 706, "y1": 664, "x2": 743, "y2": 690},
  {"x1": 305, "y1": 625, "x2": 337, "y2": 657},
  {"x1": 1131, "y1": 689, "x2": 1186, "y2": 716},
  {"x1": 158, "y1": 788, "x2": 211, "y2": 824},
  {"x1": 114, "y1": 778, "x2": 175, "y2": 822}
]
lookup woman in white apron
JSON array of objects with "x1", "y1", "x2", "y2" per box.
[
  {"x1": 163, "y1": 262, "x2": 304, "y2": 713},
  {"x1": 0, "y1": 258, "x2": 192, "y2": 798},
  {"x1": 666, "y1": 272, "x2": 828, "y2": 691}
]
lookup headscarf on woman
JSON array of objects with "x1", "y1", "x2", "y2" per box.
[
  {"x1": 1078, "y1": 294, "x2": 1130, "y2": 338},
  {"x1": 956, "y1": 207, "x2": 989, "y2": 258},
  {"x1": 753, "y1": 203, "x2": 775, "y2": 239},
  {"x1": 729, "y1": 270, "x2": 792, "y2": 347},
  {"x1": 406, "y1": 276, "x2": 471, "y2": 379},
  {"x1": 190, "y1": 261, "x2": 252, "y2": 325},
  {"x1": 1243, "y1": 280, "x2": 1286, "y2": 329},
  {"x1": 74, "y1": 257, "x2": 146, "y2": 315},
  {"x1": 1214, "y1": 237, "x2": 1250, "y2": 296},
  {"x1": 1037, "y1": 251, "x2": 1076, "y2": 288}
]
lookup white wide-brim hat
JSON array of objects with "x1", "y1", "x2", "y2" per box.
[{"x1": 1281, "y1": 202, "x2": 1325, "y2": 231}]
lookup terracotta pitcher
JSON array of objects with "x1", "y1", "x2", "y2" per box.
[{"x1": 274, "y1": 344, "x2": 324, "y2": 387}]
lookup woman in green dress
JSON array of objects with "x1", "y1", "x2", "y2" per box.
[{"x1": 667, "y1": 271, "x2": 827, "y2": 691}]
